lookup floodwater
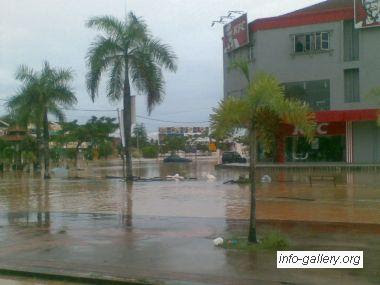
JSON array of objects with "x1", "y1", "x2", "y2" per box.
[
  {"x1": 0, "y1": 159, "x2": 380, "y2": 284},
  {"x1": 1, "y1": 158, "x2": 380, "y2": 224}
]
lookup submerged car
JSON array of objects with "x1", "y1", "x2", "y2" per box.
[
  {"x1": 222, "y1": 151, "x2": 247, "y2": 164},
  {"x1": 163, "y1": 155, "x2": 192, "y2": 163}
]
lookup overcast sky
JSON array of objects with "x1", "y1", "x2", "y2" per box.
[{"x1": 0, "y1": 0, "x2": 323, "y2": 135}]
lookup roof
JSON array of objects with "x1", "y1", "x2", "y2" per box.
[
  {"x1": 0, "y1": 120, "x2": 9, "y2": 128},
  {"x1": 284, "y1": 0, "x2": 353, "y2": 16},
  {"x1": 250, "y1": 0, "x2": 354, "y2": 32}
]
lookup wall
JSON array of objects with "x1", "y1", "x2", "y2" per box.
[
  {"x1": 353, "y1": 121, "x2": 380, "y2": 163},
  {"x1": 223, "y1": 20, "x2": 380, "y2": 111}
]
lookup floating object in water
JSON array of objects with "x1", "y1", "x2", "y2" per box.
[
  {"x1": 261, "y1": 175, "x2": 272, "y2": 183},
  {"x1": 213, "y1": 237, "x2": 224, "y2": 246},
  {"x1": 51, "y1": 167, "x2": 68, "y2": 178},
  {"x1": 166, "y1": 174, "x2": 184, "y2": 181},
  {"x1": 206, "y1": 173, "x2": 216, "y2": 181},
  {"x1": 223, "y1": 175, "x2": 250, "y2": 184}
]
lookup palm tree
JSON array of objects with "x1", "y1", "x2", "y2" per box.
[
  {"x1": 211, "y1": 73, "x2": 315, "y2": 243},
  {"x1": 86, "y1": 13, "x2": 177, "y2": 180},
  {"x1": 8, "y1": 62, "x2": 77, "y2": 178}
]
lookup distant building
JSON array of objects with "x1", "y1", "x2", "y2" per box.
[
  {"x1": 223, "y1": 0, "x2": 380, "y2": 163},
  {"x1": 0, "y1": 120, "x2": 9, "y2": 136},
  {"x1": 158, "y1": 127, "x2": 209, "y2": 144}
]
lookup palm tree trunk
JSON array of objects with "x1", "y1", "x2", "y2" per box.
[
  {"x1": 248, "y1": 128, "x2": 258, "y2": 243},
  {"x1": 43, "y1": 111, "x2": 50, "y2": 179},
  {"x1": 35, "y1": 123, "x2": 42, "y2": 171},
  {"x1": 123, "y1": 57, "x2": 133, "y2": 180}
]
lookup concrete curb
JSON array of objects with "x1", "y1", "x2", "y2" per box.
[{"x1": 0, "y1": 268, "x2": 153, "y2": 285}]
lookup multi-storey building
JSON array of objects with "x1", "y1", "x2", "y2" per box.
[
  {"x1": 223, "y1": 0, "x2": 380, "y2": 163},
  {"x1": 158, "y1": 127, "x2": 209, "y2": 144}
]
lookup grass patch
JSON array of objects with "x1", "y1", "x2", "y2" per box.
[{"x1": 222, "y1": 231, "x2": 290, "y2": 252}]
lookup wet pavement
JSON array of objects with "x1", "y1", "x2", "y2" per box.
[{"x1": 0, "y1": 159, "x2": 379, "y2": 284}]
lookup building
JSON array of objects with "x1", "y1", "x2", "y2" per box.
[
  {"x1": 0, "y1": 120, "x2": 9, "y2": 136},
  {"x1": 158, "y1": 127, "x2": 209, "y2": 144},
  {"x1": 223, "y1": 0, "x2": 380, "y2": 164}
]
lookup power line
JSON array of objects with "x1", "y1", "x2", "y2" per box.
[
  {"x1": 136, "y1": 115, "x2": 209, "y2": 124},
  {"x1": 0, "y1": 104, "x2": 211, "y2": 124},
  {"x1": 67, "y1": 108, "x2": 117, "y2": 112}
]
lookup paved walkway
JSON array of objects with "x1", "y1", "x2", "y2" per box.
[
  {"x1": 217, "y1": 162, "x2": 380, "y2": 170},
  {"x1": 0, "y1": 213, "x2": 378, "y2": 284}
]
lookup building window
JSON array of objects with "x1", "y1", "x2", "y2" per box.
[
  {"x1": 283, "y1": 79, "x2": 330, "y2": 111},
  {"x1": 293, "y1": 32, "x2": 331, "y2": 54},
  {"x1": 344, "y1": 69, "x2": 360, "y2": 103},
  {"x1": 321, "y1": 32, "x2": 329, "y2": 50},
  {"x1": 344, "y1": 20, "x2": 359, "y2": 61}
]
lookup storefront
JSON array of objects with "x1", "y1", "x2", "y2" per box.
[{"x1": 275, "y1": 109, "x2": 379, "y2": 164}]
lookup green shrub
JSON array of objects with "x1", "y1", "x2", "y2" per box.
[
  {"x1": 222, "y1": 231, "x2": 289, "y2": 252},
  {"x1": 260, "y1": 231, "x2": 289, "y2": 251},
  {"x1": 142, "y1": 145, "x2": 159, "y2": 158}
]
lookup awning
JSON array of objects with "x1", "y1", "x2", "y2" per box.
[{"x1": 316, "y1": 109, "x2": 379, "y2": 123}]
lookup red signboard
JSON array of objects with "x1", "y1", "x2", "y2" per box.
[
  {"x1": 223, "y1": 14, "x2": 249, "y2": 53},
  {"x1": 282, "y1": 122, "x2": 346, "y2": 137},
  {"x1": 355, "y1": 0, "x2": 380, "y2": 28}
]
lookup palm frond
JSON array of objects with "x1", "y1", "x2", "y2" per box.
[
  {"x1": 15, "y1": 65, "x2": 37, "y2": 84},
  {"x1": 125, "y1": 12, "x2": 148, "y2": 45},
  {"x1": 48, "y1": 103, "x2": 66, "y2": 122},
  {"x1": 86, "y1": 15, "x2": 125, "y2": 38},
  {"x1": 211, "y1": 72, "x2": 316, "y2": 149},
  {"x1": 130, "y1": 51, "x2": 165, "y2": 113},
  {"x1": 107, "y1": 59, "x2": 124, "y2": 102},
  {"x1": 228, "y1": 59, "x2": 250, "y2": 83},
  {"x1": 141, "y1": 39, "x2": 177, "y2": 72},
  {"x1": 86, "y1": 36, "x2": 122, "y2": 101}
]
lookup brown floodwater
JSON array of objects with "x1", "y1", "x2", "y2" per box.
[
  {"x1": 0, "y1": 159, "x2": 380, "y2": 284},
  {"x1": 0, "y1": 158, "x2": 380, "y2": 224}
]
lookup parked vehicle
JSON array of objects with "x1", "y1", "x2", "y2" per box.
[
  {"x1": 222, "y1": 151, "x2": 247, "y2": 164},
  {"x1": 163, "y1": 155, "x2": 192, "y2": 163}
]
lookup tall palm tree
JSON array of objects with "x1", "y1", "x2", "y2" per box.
[
  {"x1": 8, "y1": 62, "x2": 77, "y2": 178},
  {"x1": 211, "y1": 73, "x2": 315, "y2": 243},
  {"x1": 86, "y1": 13, "x2": 177, "y2": 180}
]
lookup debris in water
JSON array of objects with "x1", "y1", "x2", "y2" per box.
[
  {"x1": 213, "y1": 237, "x2": 224, "y2": 246},
  {"x1": 261, "y1": 175, "x2": 272, "y2": 183}
]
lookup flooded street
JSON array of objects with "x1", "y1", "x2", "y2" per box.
[
  {"x1": 0, "y1": 159, "x2": 379, "y2": 284},
  {"x1": 1, "y1": 159, "x2": 380, "y2": 224}
]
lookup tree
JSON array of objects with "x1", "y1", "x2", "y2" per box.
[
  {"x1": 132, "y1": 123, "x2": 148, "y2": 148},
  {"x1": 8, "y1": 62, "x2": 77, "y2": 178},
  {"x1": 228, "y1": 58, "x2": 251, "y2": 84},
  {"x1": 161, "y1": 136, "x2": 186, "y2": 155},
  {"x1": 86, "y1": 13, "x2": 177, "y2": 180},
  {"x1": 52, "y1": 116, "x2": 118, "y2": 167},
  {"x1": 211, "y1": 73, "x2": 315, "y2": 243}
]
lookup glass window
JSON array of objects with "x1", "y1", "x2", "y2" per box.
[
  {"x1": 321, "y1": 32, "x2": 329, "y2": 50},
  {"x1": 344, "y1": 20, "x2": 359, "y2": 61},
  {"x1": 305, "y1": 34, "x2": 312, "y2": 51},
  {"x1": 294, "y1": 35, "x2": 305, "y2": 52},
  {"x1": 344, "y1": 69, "x2": 360, "y2": 103},
  {"x1": 283, "y1": 80, "x2": 330, "y2": 111},
  {"x1": 293, "y1": 32, "x2": 330, "y2": 53},
  {"x1": 315, "y1": 32, "x2": 321, "y2": 50}
]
